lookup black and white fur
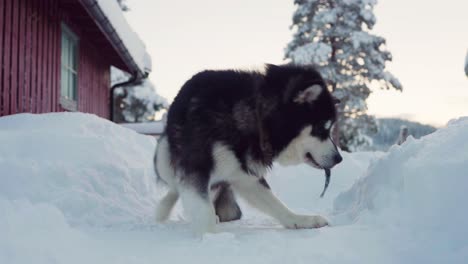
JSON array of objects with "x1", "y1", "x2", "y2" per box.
[{"x1": 154, "y1": 64, "x2": 342, "y2": 233}]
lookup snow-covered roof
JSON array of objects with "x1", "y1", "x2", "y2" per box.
[{"x1": 80, "y1": 0, "x2": 152, "y2": 78}]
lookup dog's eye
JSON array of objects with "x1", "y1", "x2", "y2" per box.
[{"x1": 312, "y1": 126, "x2": 329, "y2": 139}]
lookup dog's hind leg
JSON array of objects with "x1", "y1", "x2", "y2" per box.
[
  {"x1": 179, "y1": 181, "x2": 217, "y2": 234},
  {"x1": 156, "y1": 190, "x2": 179, "y2": 222},
  {"x1": 213, "y1": 184, "x2": 242, "y2": 222}
]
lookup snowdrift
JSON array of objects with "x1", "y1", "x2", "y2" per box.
[
  {"x1": 1, "y1": 113, "x2": 467, "y2": 264},
  {"x1": 0, "y1": 113, "x2": 158, "y2": 226},
  {"x1": 334, "y1": 117, "x2": 468, "y2": 262},
  {"x1": 335, "y1": 117, "x2": 468, "y2": 228}
]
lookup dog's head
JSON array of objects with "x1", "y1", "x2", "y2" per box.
[{"x1": 264, "y1": 64, "x2": 342, "y2": 169}]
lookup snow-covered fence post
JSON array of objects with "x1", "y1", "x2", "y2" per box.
[
  {"x1": 395, "y1": 126, "x2": 409, "y2": 145},
  {"x1": 464, "y1": 49, "x2": 468, "y2": 77}
]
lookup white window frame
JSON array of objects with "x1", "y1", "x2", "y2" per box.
[{"x1": 60, "y1": 23, "x2": 79, "y2": 111}]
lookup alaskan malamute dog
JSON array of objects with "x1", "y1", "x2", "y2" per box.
[{"x1": 154, "y1": 64, "x2": 342, "y2": 233}]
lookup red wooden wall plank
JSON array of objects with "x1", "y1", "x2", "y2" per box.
[
  {"x1": 106, "y1": 67, "x2": 110, "y2": 118},
  {"x1": 84, "y1": 52, "x2": 88, "y2": 113},
  {"x1": 23, "y1": 0, "x2": 32, "y2": 112},
  {"x1": 86, "y1": 49, "x2": 90, "y2": 113},
  {"x1": 42, "y1": 0, "x2": 48, "y2": 112},
  {"x1": 49, "y1": 0, "x2": 54, "y2": 112},
  {"x1": 10, "y1": 0, "x2": 19, "y2": 114},
  {"x1": 87, "y1": 52, "x2": 92, "y2": 114},
  {"x1": 48, "y1": 0, "x2": 56, "y2": 112},
  {"x1": 78, "y1": 44, "x2": 84, "y2": 111},
  {"x1": 2, "y1": 0, "x2": 12, "y2": 115},
  {"x1": 30, "y1": 0, "x2": 37, "y2": 113},
  {"x1": 36, "y1": 0, "x2": 44, "y2": 113},
  {"x1": 100, "y1": 73, "x2": 104, "y2": 117},
  {"x1": 82, "y1": 46, "x2": 88, "y2": 113},
  {"x1": 41, "y1": 0, "x2": 49, "y2": 112},
  {"x1": 101, "y1": 65, "x2": 107, "y2": 117},
  {"x1": 56, "y1": 1, "x2": 61, "y2": 112},
  {"x1": 88, "y1": 56, "x2": 92, "y2": 114},
  {"x1": 95, "y1": 63, "x2": 99, "y2": 115},
  {"x1": 0, "y1": 0, "x2": 4, "y2": 114},
  {"x1": 17, "y1": 0, "x2": 26, "y2": 112},
  {"x1": 86, "y1": 53, "x2": 91, "y2": 114},
  {"x1": 77, "y1": 43, "x2": 81, "y2": 112},
  {"x1": 45, "y1": 0, "x2": 52, "y2": 112},
  {"x1": 32, "y1": 0, "x2": 39, "y2": 112},
  {"x1": 51, "y1": 0, "x2": 59, "y2": 112},
  {"x1": 90, "y1": 55, "x2": 95, "y2": 114}
]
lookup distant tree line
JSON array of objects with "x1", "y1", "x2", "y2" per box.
[{"x1": 370, "y1": 118, "x2": 436, "y2": 151}]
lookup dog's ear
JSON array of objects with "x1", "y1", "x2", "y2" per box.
[
  {"x1": 265, "y1": 63, "x2": 280, "y2": 75},
  {"x1": 265, "y1": 63, "x2": 279, "y2": 70},
  {"x1": 293, "y1": 85, "x2": 322, "y2": 104}
]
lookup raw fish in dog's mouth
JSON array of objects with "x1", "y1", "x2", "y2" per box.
[
  {"x1": 320, "y1": 168, "x2": 331, "y2": 198},
  {"x1": 305, "y1": 153, "x2": 331, "y2": 197}
]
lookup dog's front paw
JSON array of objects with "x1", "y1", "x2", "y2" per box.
[{"x1": 283, "y1": 214, "x2": 329, "y2": 229}]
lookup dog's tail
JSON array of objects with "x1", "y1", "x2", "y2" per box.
[
  {"x1": 154, "y1": 134, "x2": 168, "y2": 186},
  {"x1": 154, "y1": 134, "x2": 181, "y2": 222}
]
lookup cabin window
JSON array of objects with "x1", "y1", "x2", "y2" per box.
[{"x1": 60, "y1": 24, "x2": 79, "y2": 111}]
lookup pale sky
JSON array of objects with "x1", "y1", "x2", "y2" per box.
[{"x1": 125, "y1": 0, "x2": 468, "y2": 127}]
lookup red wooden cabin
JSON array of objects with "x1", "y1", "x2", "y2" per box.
[{"x1": 0, "y1": 0, "x2": 151, "y2": 120}]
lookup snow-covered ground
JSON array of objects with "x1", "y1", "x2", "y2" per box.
[{"x1": 1, "y1": 113, "x2": 467, "y2": 264}]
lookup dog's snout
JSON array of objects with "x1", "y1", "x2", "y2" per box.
[{"x1": 334, "y1": 154, "x2": 343, "y2": 164}]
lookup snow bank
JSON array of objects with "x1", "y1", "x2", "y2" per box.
[
  {"x1": 1, "y1": 113, "x2": 468, "y2": 263},
  {"x1": 1, "y1": 199, "x2": 98, "y2": 264},
  {"x1": 334, "y1": 117, "x2": 468, "y2": 262},
  {"x1": 0, "y1": 113, "x2": 158, "y2": 226}
]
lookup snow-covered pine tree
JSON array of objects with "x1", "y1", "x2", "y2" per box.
[
  {"x1": 111, "y1": 67, "x2": 168, "y2": 123},
  {"x1": 285, "y1": 0, "x2": 402, "y2": 151}
]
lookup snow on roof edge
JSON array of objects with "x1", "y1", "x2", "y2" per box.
[{"x1": 92, "y1": 0, "x2": 152, "y2": 75}]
